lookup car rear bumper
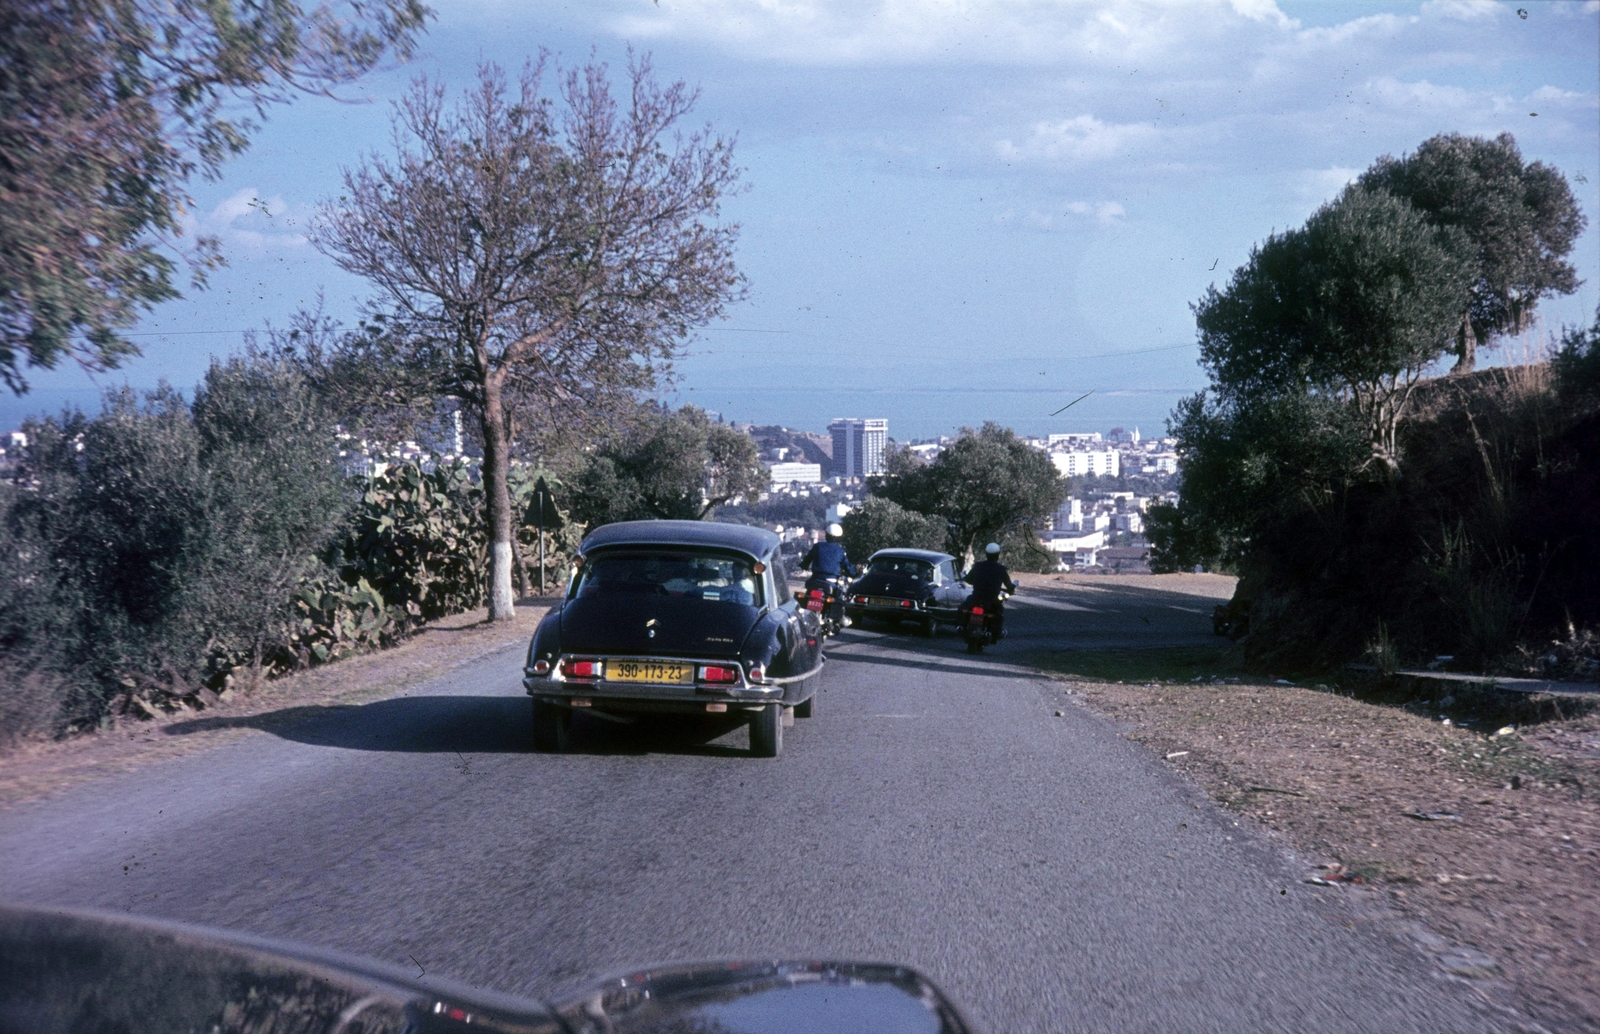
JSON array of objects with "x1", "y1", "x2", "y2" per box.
[
  {"x1": 846, "y1": 600, "x2": 948, "y2": 621},
  {"x1": 525, "y1": 653, "x2": 788, "y2": 711}
]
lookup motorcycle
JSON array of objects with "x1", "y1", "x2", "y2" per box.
[
  {"x1": 960, "y1": 590, "x2": 1011, "y2": 654},
  {"x1": 0, "y1": 904, "x2": 981, "y2": 1034},
  {"x1": 796, "y1": 575, "x2": 850, "y2": 637}
]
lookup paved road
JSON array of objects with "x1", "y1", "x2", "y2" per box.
[{"x1": 1, "y1": 581, "x2": 1500, "y2": 1032}]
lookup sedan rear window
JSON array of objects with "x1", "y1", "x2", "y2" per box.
[
  {"x1": 868, "y1": 558, "x2": 934, "y2": 582},
  {"x1": 572, "y1": 551, "x2": 762, "y2": 606}
]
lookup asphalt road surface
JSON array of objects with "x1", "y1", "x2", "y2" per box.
[{"x1": 2, "y1": 580, "x2": 1502, "y2": 1032}]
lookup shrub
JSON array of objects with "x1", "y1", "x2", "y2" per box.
[
  {"x1": 1, "y1": 355, "x2": 350, "y2": 733},
  {"x1": 840, "y1": 496, "x2": 947, "y2": 560}
]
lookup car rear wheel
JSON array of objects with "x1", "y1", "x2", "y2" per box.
[
  {"x1": 749, "y1": 702, "x2": 783, "y2": 757},
  {"x1": 795, "y1": 692, "x2": 815, "y2": 718},
  {"x1": 531, "y1": 698, "x2": 571, "y2": 753},
  {"x1": 920, "y1": 617, "x2": 937, "y2": 637}
]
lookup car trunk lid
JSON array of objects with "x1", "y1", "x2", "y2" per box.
[{"x1": 559, "y1": 596, "x2": 760, "y2": 657}]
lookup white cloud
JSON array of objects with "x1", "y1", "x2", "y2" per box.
[
  {"x1": 601, "y1": 0, "x2": 1292, "y2": 66},
  {"x1": 1229, "y1": 0, "x2": 1293, "y2": 28},
  {"x1": 1420, "y1": 0, "x2": 1502, "y2": 22},
  {"x1": 1361, "y1": 76, "x2": 1514, "y2": 119},
  {"x1": 995, "y1": 199, "x2": 1127, "y2": 230},
  {"x1": 996, "y1": 115, "x2": 1160, "y2": 165},
  {"x1": 1528, "y1": 84, "x2": 1599, "y2": 107},
  {"x1": 186, "y1": 188, "x2": 309, "y2": 251}
]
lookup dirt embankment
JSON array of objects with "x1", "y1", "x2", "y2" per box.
[
  {"x1": 0, "y1": 601, "x2": 550, "y2": 809},
  {"x1": 1053, "y1": 674, "x2": 1599, "y2": 1033}
]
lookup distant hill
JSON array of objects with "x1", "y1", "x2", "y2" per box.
[{"x1": 740, "y1": 424, "x2": 834, "y2": 475}]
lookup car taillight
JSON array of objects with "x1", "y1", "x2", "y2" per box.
[
  {"x1": 853, "y1": 595, "x2": 868, "y2": 604},
  {"x1": 900, "y1": 599, "x2": 914, "y2": 609},
  {"x1": 748, "y1": 666, "x2": 765, "y2": 682},
  {"x1": 561, "y1": 658, "x2": 601, "y2": 679},
  {"x1": 698, "y1": 665, "x2": 740, "y2": 684},
  {"x1": 531, "y1": 658, "x2": 551, "y2": 675}
]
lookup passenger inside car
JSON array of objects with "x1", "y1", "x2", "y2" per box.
[
  {"x1": 868, "y1": 558, "x2": 935, "y2": 582},
  {"x1": 574, "y1": 552, "x2": 761, "y2": 605}
]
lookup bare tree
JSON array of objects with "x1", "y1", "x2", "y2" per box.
[{"x1": 311, "y1": 56, "x2": 744, "y2": 619}]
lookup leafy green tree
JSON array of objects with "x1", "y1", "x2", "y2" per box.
[
  {"x1": 1148, "y1": 391, "x2": 1368, "y2": 573},
  {"x1": 1360, "y1": 133, "x2": 1587, "y2": 371},
  {"x1": 839, "y1": 497, "x2": 947, "y2": 560},
  {"x1": 0, "y1": 0, "x2": 430, "y2": 393},
  {"x1": 1193, "y1": 186, "x2": 1474, "y2": 469},
  {"x1": 311, "y1": 59, "x2": 744, "y2": 621},
  {"x1": 871, "y1": 423, "x2": 1065, "y2": 562},
  {"x1": 568, "y1": 406, "x2": 766, "y2": 528}
]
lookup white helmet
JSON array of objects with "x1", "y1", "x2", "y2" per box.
[
  {"x1": 985, "y1": 542, "x2": 1001, "y2": 555},
  {"x1": 827, "y1": 523, "x2": 844, "y2": 539}
]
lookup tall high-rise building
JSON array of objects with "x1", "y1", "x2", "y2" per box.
[{"x1": 828, "y1": 418, "x2": 888, "y2": 479}]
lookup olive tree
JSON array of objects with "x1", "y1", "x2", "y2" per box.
[
  {"x1": 1360, "y1": 133, "x2": 1586, "y2": 372},
  {"x1": 871, "y1": 424, "x2": 1065, "y2": 563},
  {"x1": 839, "y1": 496, "x2": 947, "y2": 560},
  {"x1": 567, "y1": 406, "x2": 765, "y2": 527},
  {"x1": 1193, "y1": 186, "x2": 1473, "y2": 470},
  {"x1": 312, "y1": 58, "x2": 744, "y2": 620},
  {"x1": 0, "y1": 0, "x2": 429, "y2": 393}
]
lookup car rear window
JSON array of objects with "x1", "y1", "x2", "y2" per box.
[
  {"x1": 572, "y1": 551, "x2": 762, "y2": 606},
  {"x1": 868, "y1": 558, "x2": 934, "y2": 582}
]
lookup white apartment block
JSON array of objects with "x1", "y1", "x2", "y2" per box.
[
  {"x1": 829, "y1": 418, "x2": 888, "y2": 479},
  {"x1": 1049, "y1": 447, "x2": 1120, "y2": 479},
  {"x1": 767, "y1": 462, "x2": 823, "y2": 490}
]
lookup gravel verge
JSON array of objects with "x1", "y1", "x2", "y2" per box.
[{"x1": 1038, "y1": 670, "x2": 1600, "y2": 1033}]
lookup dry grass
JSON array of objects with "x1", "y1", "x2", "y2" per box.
[{"x1": 1054, "y1": 674, "x2": 1600, "y2": 1032}]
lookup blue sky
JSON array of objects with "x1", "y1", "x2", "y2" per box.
[{"x1": 7, "y1": 0, "x2": 1597, "y2": 440}]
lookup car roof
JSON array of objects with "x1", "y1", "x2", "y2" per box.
[
  {"x1": 867, "y1": 548, "x2": 954, "y2": 564},
  {"x1": 580, "y1": 520, "x2": 780, "y2": 560}
]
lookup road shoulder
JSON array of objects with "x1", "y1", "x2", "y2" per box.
[
  {"x1": 0, "y1": 601, "x2": 551, "y2": 810},
  {"x1": 1044, "y1": 671, "x2": 1599, "y2": 1034}
]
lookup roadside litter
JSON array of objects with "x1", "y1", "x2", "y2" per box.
[{"x1": 1305, "y1": 863, "x2": 1363, "y2": 886}]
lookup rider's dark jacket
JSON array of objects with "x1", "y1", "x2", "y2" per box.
[
  {"x1": 965, "y1": 558, "x2": 1016, "y2": 601},
  {"x1": 801, "y1": 540, "x2": 855, "y2": 582}
]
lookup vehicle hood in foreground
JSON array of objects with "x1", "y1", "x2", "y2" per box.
[
  {"x1": 559, "y1": 595, "x2": 762, "y2": 656},
  {"x1": 1, "y1": 904, "x2": 981, "y2": 1034}
]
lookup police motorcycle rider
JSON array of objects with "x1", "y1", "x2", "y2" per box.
[
  {"x1": 800, "y1": 523, "x2": 857, "y2": 630},
  {"x1": 963, "y1": 542, "x2": 1018, "y2": 639}
]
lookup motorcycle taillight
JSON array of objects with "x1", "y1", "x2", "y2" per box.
[{"x1": 970, "y1": 606, "x2": 984, "y2": 617}]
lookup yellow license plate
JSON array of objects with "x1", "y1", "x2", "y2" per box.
[
  {"x1": 606, "y1": 660, "x2": 692, "y2": 684},
  {"x1": 870, "y1": 597, "x2": 901, "y2": 607}
]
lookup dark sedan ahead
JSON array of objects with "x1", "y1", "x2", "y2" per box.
[
  {"x1": 523, "y1": 521, "x2": 825, "y2": 757},
  {"x1": 844, "y1": 548, "x2": 968, "y2": 636}
]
